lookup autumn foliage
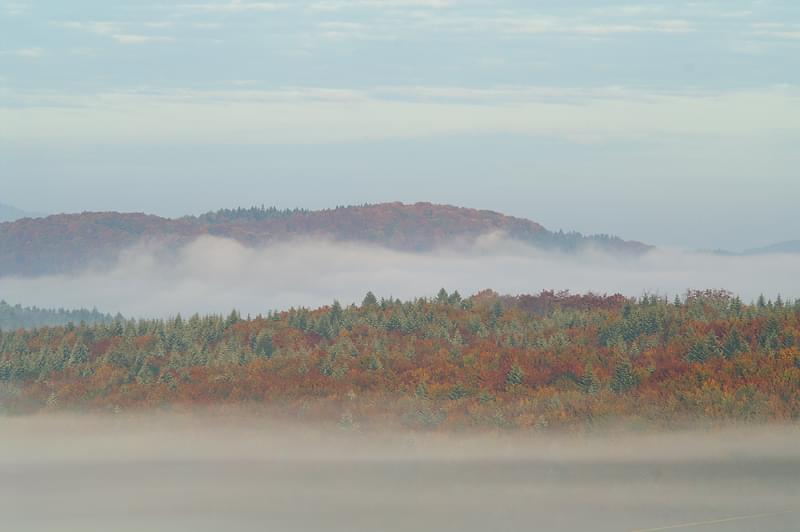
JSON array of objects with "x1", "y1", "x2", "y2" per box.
[
  {"x1": 1, "y1": 289, "x2": 798, "y2": 431},
  {"x1": 0, "y1": 203, "x2": 649, "y2": 276}
]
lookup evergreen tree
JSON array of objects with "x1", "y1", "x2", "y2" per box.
[
  {"x1": 581, "y1": 365, "x2": 600, "y2": 394},
  {"x1": 436, "y1": 288, "x2": 449, "y2": 304},
  {"x1": 611, "y1": 360, "x2": 636, "y2": 393},
  {"x1": 723, "y1": 328, "x2": 745, "y2": 359},
  {"x1": 362, "y1": 291, "x2": 378, "y2": 308},
  {"x1": 68, "y1": 342, "x2": 89, "y2": 367},
  {"x1": 505, "y1": 364, "x2": 525, "y2": 386},
  {"x1": 252, "y1": 331, "x2": 275, "y2": 358}
]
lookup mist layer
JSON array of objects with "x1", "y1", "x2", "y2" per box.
[{"x1": 0, "y1": 235, "x2": 798, "y2": 316}]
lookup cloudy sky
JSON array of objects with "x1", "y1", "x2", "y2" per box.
[{"x1": 1, "y1": 0, "x2": 798, "y2": 250}]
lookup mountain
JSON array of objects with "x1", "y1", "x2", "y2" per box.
[
  {"x1": 0, "y1": 202, "x2": 38, "y2": 223},
  {"x1": 743, "y1": 240, "x2": 800, "y2": 255},
  {"x1": 0, "y1": 202, "x2": 651, "y2": 277}
]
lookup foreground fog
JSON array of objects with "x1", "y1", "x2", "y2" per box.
[
  {"x1": 1, "y1": 234, "x2": 799, "y2": 316},
  {"x1": 1, "y1": 415, "x2": 798, "y2": 532}
]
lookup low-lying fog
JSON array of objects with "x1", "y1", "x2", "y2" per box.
[
  {"x1": 1, "y1": 414, "x2": 798, "y2": 532},
  {"x1": 1, "y1": 234, "x2": 799, "y2": 316}
]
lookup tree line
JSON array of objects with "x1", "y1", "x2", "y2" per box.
[
  {"x1": 0, "y1": 300, "x2": 114, "y2": 331},
  {"x1": 0, "y1": 289, "x2": 798, "y2": 430}
]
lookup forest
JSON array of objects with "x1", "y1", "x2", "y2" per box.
[
  {"x1": 1, "y1": 289, "x2": 798, "y2": 431},
  {"x1": 0, "y1": 202, "x2": 648, "y2": 277},
  {"x1": 0, "y1": 300, "x2": 114, "y2": 331}
]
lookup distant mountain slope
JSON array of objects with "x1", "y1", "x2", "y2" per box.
[
  {"x1": 0, "y1": 202, "x2": 651, "y2": 277},
  {"x1": 744, "y1": 240, "x2": 800, "y2": 255},
  {"x1": 0, "y1": 202, "x2": 38, "y2": 223},
  {"x1": 0, "y1": 300, "x2": 114, "y2": 330}
]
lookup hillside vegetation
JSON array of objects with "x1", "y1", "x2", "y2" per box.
[
  {"x1": 1, "y1": 290, "x2": 798, "y2": 430},
  {"x1": 0, "y1": 300, "x2": 114, "y2": 330},
  {"x1": 0, "y1": 203, "x2": 650, "y2": 277}
]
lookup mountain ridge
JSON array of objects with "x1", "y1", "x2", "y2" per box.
[
  {"x1": 0, "y1": 202, "x2": 39, "y2": 223},
  {"x1": 0, "y1": 202, "x2": 651, "y2": 277},
  {"x1": 743, "y1": 240, "x2": 800, "y2": 255}
]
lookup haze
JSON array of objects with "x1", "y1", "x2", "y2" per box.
[
  {"x1": 1, "y1": 414, "x2": 798, "y2": 532},
  {"x1": 2, "y1": 1, "x2": 799, "y2": 249},
  {"x1": 0, "y1": 234, "x2": 798, "y2": 317}
]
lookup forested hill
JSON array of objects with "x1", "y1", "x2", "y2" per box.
[
  {"x1": 0, "y1": 202, "x2": 650, "y2": 277},
  {"x1": 1, "y1": 289, "x2": 798, "y2": 427},
  {"x1": 744, "y1": 240, "x2": 800, "y2": 255},
  {"x1": 0, "y1": 300, "x2": 114, "y2": 331}
]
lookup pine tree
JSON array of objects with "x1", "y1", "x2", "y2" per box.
[
  {"x1": 436, "y1": 288, "x2": 449, "y2": 304},
  {"x1": 68, "y1": 342, "x2": 89, "y2": 367},
  {"x1": 581, "y1": 365, "x2": 600, "y2": 395},
  {"x1": 505, "y1": 364, "x2": 525, "y2": 386},
  {"x1": 330, "y1": 300, "x2": 343, "y2": 324},
  {"x1": 362, "y1": 291, "x2": 378, "y2": 308},
  {"x1": 723, "y1": 328, "x2": 744, "y2": 359},
  {"x1": 611, "y1": 360, "x2": 636, "y2": 393},
  {"x1": 252, "y1": 331, "x2": 275, "y2": 358}
]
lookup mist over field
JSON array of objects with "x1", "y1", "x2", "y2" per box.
[
  {"x1": 0, "y1": 234, "x2": 798, "y2": 317},
  {"x1": 1, "y1": 414, "x2": 798, "y2": 532}
]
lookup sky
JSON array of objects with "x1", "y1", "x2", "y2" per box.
[{"x1": 1, "y1": 0, "x2": 798, "y2": 250}]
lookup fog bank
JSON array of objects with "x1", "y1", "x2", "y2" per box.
[
  {"x1": 1, "y1": 414, "x2": 798, "y2": 532},
  {"x1": 1, "y1": 234, "x2": 799, "y2": 317}
]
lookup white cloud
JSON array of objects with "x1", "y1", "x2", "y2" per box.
[
  {"x1": 752, "y1": 23, "x2": 800, "y2": 41},
  {"x1": 307, "y1": 0, "x2": 453, "y2": 11},
  {"x1": 180, "y1": 1, "x2": 289, "y2": 12},
  {"x1": 55, "y1": 20, "x2": 120, "y2": 35},
  {"x1": 589, "y1": 5, "x2": 666, "y2": 17},
  {"x1": 193, "y1": 22, "x2": 222, "y2": 29},
  {"x1": 413, "y1": 13, "x2": 694, "y2": 36},
  {"x1": 1, "y1": 85, "x2": 798, "y2": 146},
  {"x1": 0, "y1": 235, "x2": 798, "y2": 317},
  {"x1": 54, "y1": 20, "x2": 173, "y2": 45},
  {"x1": 112, "y1": 34, "x2": 174, "y2": 44},
  {"x1": 144, "y1": 21, "x2": 174, "y2": 29},
  {"x1": 314, "y1": 20, "x2": 396, "y2": 40},
  {"x1": 3, "y1": 1, "x2": 29, "y2": 16},
  {"x1": 0, "y1": 47, "x2": 44, "y2": 58}
]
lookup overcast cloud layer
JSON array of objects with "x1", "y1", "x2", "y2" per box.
[{"x1": 0, "y1": 235, "x2": 797, "y2": 317}]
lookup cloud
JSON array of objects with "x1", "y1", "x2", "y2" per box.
[
  {"x1": 315, "y1": 20, "x2": 395, "y2": 41},
  {"x1": 0, "y1": 47, "x2": 44, "y2": 58},
  {"x1": 1, "y1": 85, "x2": 798, "y2": 146},
  {"x1": 144, "y1": 21, "x2": 175, "y2": 29},
  {"x1": 752, "y1": 23, "x2": 800, "y2": 41},
  {"x1": 412, "y1": 13, "x2": 694, "y2": 36},
  {"x1": 307, "y1": 0, "x2": 453, "y2": 10},
  {"x1": 54, "y1": 20, "x2": 173, "y2": 45},
  {"x1": 589, "y1": 5, "x2": 666, "y2": 17},
  {"x1": 2, "y1": 1, "x2": 29, "y2": 16},
  {"x1": 55, "y1": 20, "x2": 120, "y2": 35},
  {"x1": 112, "y1": 34, "x2": 174, "y2": 44},
  {"x1": 0, "y1": 235, "x2": 798, "y2": 317},
  {"x1": 179, "y1": 1, "x2": 289, "y2": 12}
]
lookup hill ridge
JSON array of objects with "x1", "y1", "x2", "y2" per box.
[
  {"x1": 0, "y1": 202, "x2": 650, "y2": 277},
  {"x1": 0, "y1": 202, "x2": 39, "y2": 223}
]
